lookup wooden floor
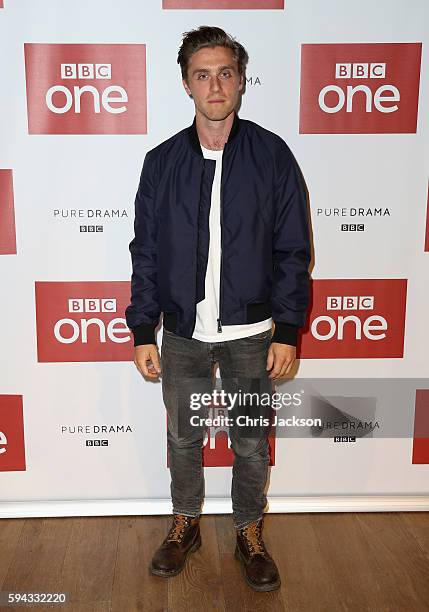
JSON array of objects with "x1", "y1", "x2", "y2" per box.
[{"x1": 0, "y1": 512, "x2": 428, "y2": 611}]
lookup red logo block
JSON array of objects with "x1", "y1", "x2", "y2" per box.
[
  {"x1": 425, "y1": 181, "x2": 429, "y2": 252},
  {"x1": 0, "y1": 169, "x2": 16, "y2": 254},
  {"x1": 24, "y1": 44, "x2": 147, "y2": 134},
  {"x1": 300, "y1": 279, "x2": 407, "y2": 358},
  {"x1": 35, "y1": 281, "x2": 134, "y2": 362},
  {"x1": 202, "y1": 429, "x2": 276, "y2": 467},
  {"x1": 163, "y1": 0, "x2": 283, "y2": 7},
  {"x1": 412, "y1": 389, "x2": 429, "y2": 464},
  {"x1": 0, "y1": 396, "x2": 26, "y2": 472},
  {"x1": 167, "y1": 404, "x2": 276, "y2": 467},
  {"x1": 300, "y1": 43, "x2": 421, "y2": 134}
]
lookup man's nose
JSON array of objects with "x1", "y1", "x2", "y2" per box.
[{"x1": 209, "y1": 76, "x2": 222, "y2": 91}]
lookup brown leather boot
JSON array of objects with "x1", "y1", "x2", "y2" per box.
[
  {"x1": 150, "y1": 513, "x2": 201, "y2": 577},
  {"x1": 235, "y1": 517, "x2": 281, "y2": 591}
]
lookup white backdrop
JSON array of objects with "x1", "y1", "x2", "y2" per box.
[{"x1": 1, "y1": 0, "x2": 429, "y2": 517}]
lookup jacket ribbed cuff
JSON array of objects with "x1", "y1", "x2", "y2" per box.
[
  {"x1": 271, "y1": 322, "x2": 299, "y2": 346},
  {"x1": 131, "y1": 322, "x2": 158, "y2": 346}
]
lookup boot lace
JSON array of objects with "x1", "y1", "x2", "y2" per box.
[
  {"x1": 241, "y1": 520, "x2": 268, "y2": 556},
  {"x1": 166, "y1": 514, "x2": 191, "y2": 543}
]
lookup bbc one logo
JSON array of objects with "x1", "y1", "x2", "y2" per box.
[
  {"x1": 35, "y1": 281, "x2": 134, "y2": 362},
  {"x1": 0, "y1": 395, "x2": 26, "y2": 472},
  {"x1": 300, "y1": 43, "x2": 422, "y2": 133},
  {"x1": 24, "y1": 44, "x2": 147, "y2": 134},
  {"x1": 412, "y1": 389, "x2": 429, "y2": 464},
  {"x1": 425, "y1": 181, "x2": 429, "y2": 252},
  {"x1": 300, "y1": 279, "x2": 407, "y2": 358},
  {"x1": 163, "y1": 0, "x2": 284, "y2": 8},
  {"x1": 0, "y1": 169, "x2": 17, "y2": 255}
]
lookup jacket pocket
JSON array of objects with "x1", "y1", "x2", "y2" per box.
[
  {"x1": 163, "y1": 311, "x2": 178, "y2": 333},
  {"x1": 246, "y1": 300, "x2": 272, "y2": 324}
]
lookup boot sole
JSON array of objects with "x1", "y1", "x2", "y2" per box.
[
  {"x1": 149, "y1": 533, "x2": 202, "y2": 578},
  {"x1": 234, "y1": 545, "x2": 281, "y2": 592}
]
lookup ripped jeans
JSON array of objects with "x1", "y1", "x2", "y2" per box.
[{"x1": 160, "y1": 327, "x2": 274, "y2": 530}]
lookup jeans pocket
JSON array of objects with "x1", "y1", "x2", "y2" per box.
[
  {"x1": 237, "y1": 329, "x2": 272, "y2": 343},
  {"x1": 163, "y1": 327, "x2": 176, "y2": 337}
]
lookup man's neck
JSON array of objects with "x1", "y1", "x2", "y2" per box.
[{"x1": 196, "y1": 110, "x2": 235, "y2": 151}]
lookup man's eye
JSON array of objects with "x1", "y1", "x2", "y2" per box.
[
  {"x1": 221, "y1": 72, "x2": 231, "y2": 78},
  {"x1": 198, "y1": 74, "x2": 208, "y2": 79}
]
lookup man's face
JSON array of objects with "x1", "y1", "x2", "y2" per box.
[{"x1": 182, "y1": 45, "x2": 244, "y2": 122}]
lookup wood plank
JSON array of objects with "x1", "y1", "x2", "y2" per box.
[
  {"x1": 356, "y1": 512, "x2": 429, "y2": 610},
  {"x1": 401, "y1": 511, "x2": 429, "y2": 555},
  {"x1": 0, "y1": 518, "x2": 25, "y2": 587},
  {"x1": 216, "y1": 513, "x2": 285, "y2": 611},
  {"x1": 0, "y1": 602, "x2": 111, "y2": 612},
  {"x1": 60, "y1": 516, "x2": 119, "y2": 607},
  {"x1": 1, "y1": 518, "x2": 73, "y2": 597},
  {"x1": 268, "y1": 512, "x2": 341, "y2": 611},
  {"x1": 111, "y1": 515, "x2": 168, "y2": 612},
  {"x1": 167, "y1": 515, "x2": 225, "y2": 612},
  {"x1": 214, "y1": 514, "x2": 235, "y2": 554},
  {"x1": 0, "y1": 511, "x2": 428, "y2": 610},
  {"x1": 308, "y1": 511, "x2": 386, "y2": 611}
]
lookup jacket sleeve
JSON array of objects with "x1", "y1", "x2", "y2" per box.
[
  {"x1": 270, "y1": 140, "x2": 311, "y2": 346},
  {"x1": 125, "y1": 151, "x2": 161, "y2": 346}
]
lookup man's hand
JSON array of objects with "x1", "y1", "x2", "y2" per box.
[
  {"x1": 266, "y1": 342, "x2": 296, "y2": 379},
  {"x1": 134, "y1": 344, "x2": 162, "y2": 379}
]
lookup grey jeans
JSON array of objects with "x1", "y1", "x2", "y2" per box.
[{"x1": 160, "y1": 326, "x2": 274, "y2": 530}]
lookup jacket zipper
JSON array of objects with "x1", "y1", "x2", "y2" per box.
[
  {"x1": 192, "y1": 158, "x2": 205, "y2": 335},
  {"x1": 217, "y1": 153, "x2": 225, "y2": 334}
]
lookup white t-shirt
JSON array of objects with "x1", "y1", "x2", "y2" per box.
[{"x1": 192, "y1": 144, "x2": 272, "y2": 342}]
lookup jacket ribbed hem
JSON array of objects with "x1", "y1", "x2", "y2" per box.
[
  {"x1": 131, "y1": 322, "x2": 158, "y2": 346},
  {"x1": 271, "y1": 322, "x2": 299, "y2": 346}
]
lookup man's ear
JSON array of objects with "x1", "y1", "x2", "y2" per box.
[
  {"x1": 182, "y1": 78, "x2": 191, "y2": 96},
  {"x1": 238, "y1": 73, "x2": 245, "y2": 92}
]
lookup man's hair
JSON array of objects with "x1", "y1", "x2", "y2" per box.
[{"x1": 177, "y1": 25, "x2": 249, "y2": 82}]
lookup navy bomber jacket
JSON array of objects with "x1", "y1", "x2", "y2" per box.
[{"x1": 125, "y1": 111, "x2": 311, "y2": 347}]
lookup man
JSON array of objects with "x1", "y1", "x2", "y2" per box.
[{"x1": 125, "y1": 26, "x2": 311, "y2": 592}]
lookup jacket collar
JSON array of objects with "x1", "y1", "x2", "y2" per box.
[{"x1": 187, "y1": 110, "x2": 241, "y2": 156}]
